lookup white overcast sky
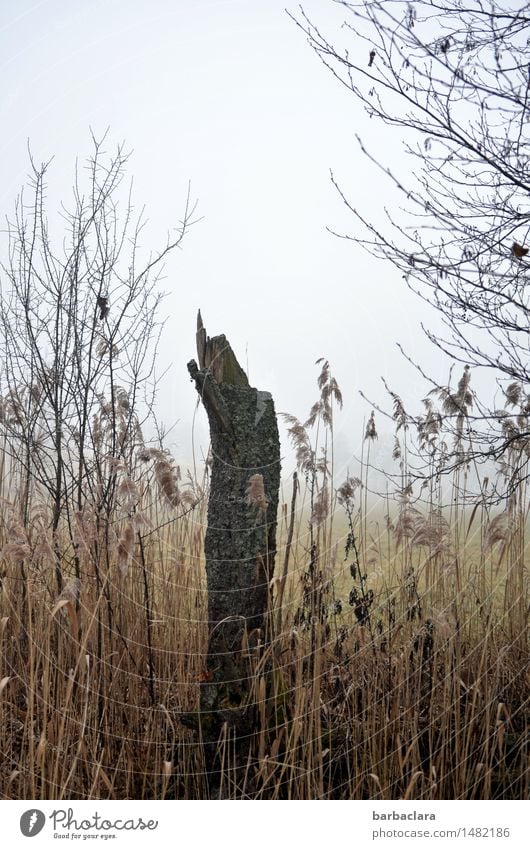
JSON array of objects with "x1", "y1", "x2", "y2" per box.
[{"x1": 0, "y1": 0, "x2": 466, "y2": 478}]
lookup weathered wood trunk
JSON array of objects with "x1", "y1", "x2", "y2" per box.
[{"x1": 187, "y1": 312, "x2": 281, "y2": 794}]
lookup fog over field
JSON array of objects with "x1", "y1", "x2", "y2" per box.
[{"x1": 0, "y1": 1, "x2": 527, "y2": 808}]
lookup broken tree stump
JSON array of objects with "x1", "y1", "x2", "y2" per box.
[{"x1": 187, "y1": 311, "x2": 281, "y2": 794}]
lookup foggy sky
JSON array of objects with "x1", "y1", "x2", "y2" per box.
[{"x1": 0, "y1": 0, "x2": 473, "y2": 483}]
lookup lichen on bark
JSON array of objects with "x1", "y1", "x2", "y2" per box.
[{"x1": 187, "y1": 313, "x2": 281, "y2": 790}]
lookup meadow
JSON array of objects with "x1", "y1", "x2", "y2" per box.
[{"x1": 0, "y1": 362, "x2": 527, "y2": 800}]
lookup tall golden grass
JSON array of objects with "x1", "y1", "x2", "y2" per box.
[{"x1": 0, "y1": 365, "x2": 527, "y2": 800}]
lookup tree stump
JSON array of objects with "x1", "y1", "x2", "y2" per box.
[{"x1": 187, "y1": 311, "x2": 281, "y2": 795}]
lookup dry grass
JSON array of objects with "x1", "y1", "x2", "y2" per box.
[{"x1": 0, "y1": 368, "x2": 528, "y2": 800}]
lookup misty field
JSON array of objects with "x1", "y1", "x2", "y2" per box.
[
  {"x1": 0, "y1": 360, "x2": 527, "y2": 801},
  {"x1": 1, "y1": 0, "x2": 529, "y2": 809}
]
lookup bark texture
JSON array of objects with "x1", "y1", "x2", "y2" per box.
[{"x1": 187, "y1": 312, "x2": 281, "y2": 791}]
